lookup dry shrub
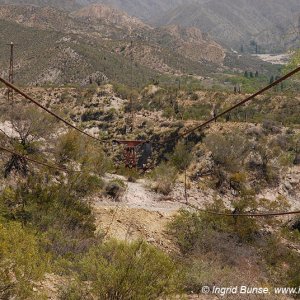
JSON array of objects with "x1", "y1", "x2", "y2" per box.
[{"x1": 150, "y1": 162, "x2": 177, "y2": 195}]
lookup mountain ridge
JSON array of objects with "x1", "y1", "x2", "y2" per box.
[
  {"x1": 153, "y1": 0, "x2": 300, "y2": 52},
  {"x1": 1, "y1": 0, "x2": 299, "y2": 52},
  {"x1": 0, "y1": 4, "x2": 229, "y2": 86}
]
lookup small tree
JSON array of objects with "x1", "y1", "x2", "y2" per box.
[
  {"x1": 205, "y1": 132, "x2": 250, "y2": 173},
  {"x1": 8, "y1": 106, "x2": 55, "y2": 150},
  {"x1": 204, "y1": 132, "x2": 250, "y2": 188},
  {"x1": 285, "y1": 49, "x2": 300, "y2": 79},
  {"x1": 56, "y1": 130, "x2": 110, "y2": 175},
  {"x1": 3, "y1": 106, "x2": 56, "y2": 177},
  {"x1": 249, "y1": 138, "x2": 280, "y2": 185},
  {"x1": 169, "y1": 142, "x2": 193, "y2": 172}
]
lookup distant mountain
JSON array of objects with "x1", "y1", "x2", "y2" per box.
[
  {"x1": 154, "y1": 0, "x2": 300, "y2": 53},
  {"x1": 0, "y1": 0, "x2": 83, "y2": 11},
  {"x1": 94, "y1": 0, "x2": 196, "y2": 20},
  {"x1": 1, "y1": 0, "x2": 299, "y2": 52},
  {"x1": 0, "y1": 4, "x2": 230, "y2": 86},
  {"x1": 73, "y1": 4, "x2": 150, "y2": 31},
  {"x1": 0, "y1": 0, "x2": 195, "y2": 18}
]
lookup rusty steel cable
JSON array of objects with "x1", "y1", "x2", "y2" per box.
[
  {"x1": 2, "y1": 66, "x2": 299, "y2": 149},
  {"x1": 186, "y1": 203, "x2": 300, "y2": 218},
  {"x1": 0, "y1": 72, "x2": 300, "y2": 217},
  {"x1": 156, "y1": 65, "x2": 300, "y2": 145},
  {"x1": 2, "y1": 143, "x2": 300, "y2": 218},
  {"x1": 0, "y1": 77, "x2": 107, "y2": 144},
  {"x1": 0, "y1": 145, "x2": 78, "y2": 173}
]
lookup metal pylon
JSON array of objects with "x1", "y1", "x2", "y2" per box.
[{"x1": 7, "y1": 42, "x2": 14, "y2": 102}]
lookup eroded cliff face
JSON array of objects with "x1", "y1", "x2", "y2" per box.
[
  {"x1": 164, "y1": 25, "x2": 226, "y2": 64},
  {"x1": 72, "y1": 4, "x2": 150, "y2": 31}
]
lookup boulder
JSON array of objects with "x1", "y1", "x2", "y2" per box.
[{"x1": 293, "y1": 153, "x2": 300, "y2": 165}]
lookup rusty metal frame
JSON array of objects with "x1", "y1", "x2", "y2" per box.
[{"x1": 113, "y1": 140, "x2": 145, "y2": 169}]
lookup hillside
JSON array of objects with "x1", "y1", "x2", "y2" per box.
[
  {"x1": 2, "y1": 0, "x2": 300, "y2": 299},
  {"x1": 154, "y1": 0, "x2": 300, "y2": 53},
  {"x1": 0, "y1": 4, "x2": 227, "y2": 86},
  {"x1": 0, "y1": 0, "x2": 84, "y2": 11},
  {"x1": 0, "y1": 4, "x2": 280, "y2": 87},
  {"x1": 95, "y1": 0, "x2": 195, "y2": 20},
  {"x1": 1, "y1": 0, "x2": 299, "y2": 53},
  {"x1": 0, "y1": 0, "x2": 194, "y2": 18},
  {"x1": 0, "y1": 15, "x2": 159, "y2": 86},
  {"x1": 0, "y1": 74, "x2": 300, "y2": 298},
  {"x1": 72, "y1": 3, "x2": 149, "y2": 31},
  {"x1": 0, "y1": 5, "x2": 193, "y2": 86}
]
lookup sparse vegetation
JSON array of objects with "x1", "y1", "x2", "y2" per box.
[
  {"x1": 0, "y1": 3, "x2": 300, "y2": 299},
  {"x1": 169, "y1": 196, "x2": 300, "y2": 296},
  {"x1": 150, "y1": 162, "x2": 178, "y2": 195},
  {"x1": 0, "y1": 222, "x2": 49, "y2": 299},
  {"x1": 76, "y1": 240, "x2": 182, "y2": 299}
]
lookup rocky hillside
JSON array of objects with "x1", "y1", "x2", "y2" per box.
[
  {"x1": 0, "y1": 64, "x2": 300, "y2": 299},
  {"x1": 0, "y1": 0, "x2": 83, "y2": 11},
  {"x1": 94, "y1": 0, "x2": 195, "y2": 20},
  {"x1": 72, "y1": 4, "x2": 149, "y2": 31},
  {"x1": 1, "y1": 0, "x2": 299, "y2": 53},
  {"x1": 162, "y1": 25, "x2": 225, "y2": 64},
  {"x1": 0, "y1": 4, "x2": 279, "y2": 88},
  {"x1": 0, "y1": 0, "x2": 194, "y2": 18},
  {"x1": 154, "y1": 0, "x2": 300, "y2": 53},
  {"x1": 0, "y1": 4, "x2": 231, "y2": 86}
]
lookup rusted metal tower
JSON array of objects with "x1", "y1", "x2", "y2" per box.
[
  {"x1": 113, "y1": 140, "x2": 145, "y2": 169},
  {"x1": 7, "y1": 42, "x2": 15, "y2": 102}
]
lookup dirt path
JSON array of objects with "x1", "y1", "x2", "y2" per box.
[
  {"x1": 92, "y1": 175, "x2": 183, "y2": 250},
  {"x1": 91, "y1": 173, "x2": 224, "y2": 254}
]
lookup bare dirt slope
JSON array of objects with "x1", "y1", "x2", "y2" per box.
[
  {"x1": 92, "y1": 173, "x2": 220, "y2": 248},
  {"x1": 92, "y1": 175, "x2": 185, "y2": 251}
]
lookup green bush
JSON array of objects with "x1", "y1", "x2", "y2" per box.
[
  {"x1": 113, "y1": 83, "x2": 138, "y2": 100},
  {"x1": 150, "y1": 162, "x2": 177, "y2": 195},
  {"x1": 205, "y1": 132, "x2": 250, "y2": 172},
  {"x1": 288, "y1": 260, "x2": 300, "y2": 297},
  {"x1": 169, "y1": 142, "x2": 193, "y2": 172},
  {"x1": 169, "y1": 203, "x2": 264, "y2": 295},
  {"x1": 70, "y1": 173, "x2": 104, "y2": 197},
  {"x1": 0, "y1": 175, "x2": 97, "y2": 258},
  {"x1": 57, "y1": 130, "x2": 111, "y2": 175},
  {"x1": 168, "y1": 210, "x2": 205, "y2": 254},
  {"x1": 170, "y1": 198, "x2": 260, "y2": 255},
  {"x1": 183, "y1": 258, "x2": 233, "y2": 295},
  {"x1": 59, "y1": 280, "x2": 92, "y2": 300},
  {"x1": 116, "y1": 166, "x2": 140, "y2": 182},
  {"x1": 78, "y1": 240, "x2": 182, "y2": 300},
  {"x1": 0, "y1": 222, "x2": 49, "y2": 299},
  {"x1": 57, "y1": 130, "x2": 84, "y2": 163},
  {"x1": 182, "y1": 104, "x2": 211, "y2": 121}
]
